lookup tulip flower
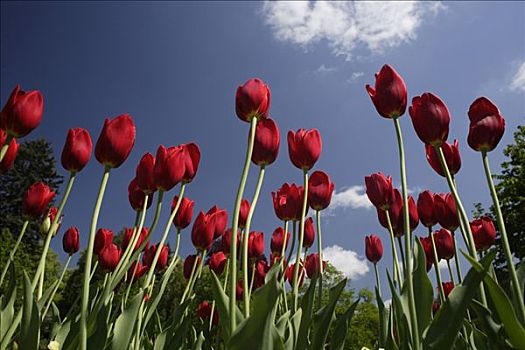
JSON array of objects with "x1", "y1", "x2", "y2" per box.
[
  {"x1": 467, "y1": 97, "x2": 505, "y2": 152},
  {"x1": 287, "y1": 128, "x2": 322, "y2": 171},
  {"x1": 419, "y1": 236, "x2": 435, "y2": 272},
  {"x1": 252, "y1": 260, "x2": 269, "y2": 290},
  {"x1": 143, "y1": 244, "x2": 169, "y2": 271},
  {"x1": 417, "y1": 191, "x2": 437, "y2": 228},
  {"x1": 98, "y1": 243, "x2": 120, "y2": 272},
  {"x1": 183, "y1": 254, "x2": 201, "y2": 280},
  {"x1": 270, "y1": 227, "x2": 290, "y2": 253},
  {"x1": 248, "y1": 231, "x2": 264, "y2": 259},
  {"x1": 271, "y1": 183, "x2": 304, "y2": 221},
  {"x1": 0, "y1": 85, "x2": 44, "y2": 138},
  {"x1": 365, "y1": 64, "x2": 407, "y2": 119},
  {"x1": 409, "y1": 93, "x2": 450, "y2": 146},
  {"x1": 425, "y1": 140, "x2": 461, "y2": 177},
  {"x1": 308, "y1": 170, "x2": 334, "y2": 211},
  {"x1": 40, "y1": 207, "x2": 62, "y2": 237},
  {"x1": 302, "y1": 217, "x2": 315, "y2": 248},
  {"x1": 432, "y1": 301, "x2": 441, "y2": 315},
  {"x1": 442, "y1": 281, "x2": 454, "y2": 297},
  {"x1": 0, "y1": 130, "x2": 19, "y2": 173},
  {"x1": 235, "y1": 78, "x2": 271, "y2": 122},
  {"x1": 172, "y1": 196, "x2": 194, "y2": 230},
  {"x1": 196, "y1": 301, "x2": 219, "y2": 325},
  {"x1": 128, "y1": 178, "x2": 153, "y2": 211},
  {"x1": 181, "y1": 143, "x2": 201, "y2": 184},
  {"x1": 434, "y1": 228, "x2": 455, "y2": 260},
  {"x1": 122, "y1": 227, "x2": 149, "y2": 253},
  {"x1": 286, "y1": 262, "x2": 304, "y2": 288},
  {"x1": 365, "y1": 173, "x2": 394, "y2": 210},
  {"x1": 154, "y1": 145, "x2": 185, "y2": 191},
  {"x1": 305, "y1": 253, "x2": 325, "y2": 278},
  {"x1": 22, "y1": 182, "x2": 55, "y2": 218},
  {"x1": 95, "y1": 114, "x2": 135, "y2": 168},
  {"x1": 94, "y1": 228, "x2": 114, "y2": 256},
  {"x1": 252, "y1": 117, "x2": 280, "y2": 166},
  {"x1": 393, "y1": 195, "x2": 419, "y2": 237},
  {"x1": 136, "y1": 153, "x2": 156, "y2": 194},
  {"x1": 365, "y1": 235, "x2": 384, "y2": 263},
  {"x1": 470, "y1": 217, "x2": 497, "y2": 251},
  {"x1": 127, "y1": 261, "x2": 147, "y2": 281},
  {"x1": 376, "y1": 188, "x2": 402, "y2": 230},
  {"x1": 236, "y1": 280, "x2": 244, "y2": 300},
  {"x1": 221, "y1": 228, "x2": 240, "y2": 254},
  {"x1": 63, "y1": 227, "x2": 80, "y2": 255},
  {"x1": 209, "y1": 251, "x2": 228, "y2": 275},
  {"x1": 434, "y1": 193, "x2": 460, "y2": 231},
  {"x1": 238, "y1": 199, "x2": 250, "y2": 229},
  {"x1": 207, "y1": 205, "x2": 228, "y2": 238},
  {"x1": 191, "y1": 211, "x2": 216, "y2": 251},
  {"x1": 61, "y1": 128, "x2": 93, "y2": 173}
]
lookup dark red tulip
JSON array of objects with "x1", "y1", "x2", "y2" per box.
[
  {"x1": 376, "y1": 188, "x2": 402, "y2": 230},
  {"x1": 270, "y1": 227, "x2": 290, "y2": 253},
  {"x1": 22, "y1": 182, "x2": 55, "y2": 218},
  {"x1": 122, "y1": 227, "x2": 149, "y2": 253},
  {"x1": 442, "y1": 281, "x2": 454, "y2": 297},
  {"x1": 271, "y1": 183, "x2": 304, "y2": 221},
  {"x1": 286, "y1": 262, "x2": 305, "y2": 288},
  {"x1": 99, "y1": 243, "x2": 120, "y2": 272},
  {"x1": 0, "y1": 130, "x2": 19, "y2": 173},
  {"x1": 172, "y1": 196, "x2": 194, "y2": 230},
  {"x1": 252, "y1": 260, "x2": 269, "y2": 290},
  {"x1": 365, "y1": 64, "x2": 407, "y2": 119},
  {"x1": 238, "y1": 199, "x2": 250, "y2": 229},
  {"x1": 432, "y1": 302, "x2": 441, "y2": 315},
  {"x1": 95, "y1": 114, "x2": 135, "y2": 168},
  {"x1": 393, "y1": 195, "x2": 419, "y2": 237},
  {"x1": 196, "y1": 301, "x2": 219, "y2": 325},
  {"x1": 40, "y1": 206, "x2": 62, "y2": 236},
  {"x1": 287, "y1": 129, "x2": 322, "y2": 171},
  {"x1": 207, "y1": 206, "x2": 228, "y2": 238},
  {"x1": 365, "y1": 173, "x2": 394, "y2": 210},
  {"x1": 62, "y1": 227, "x2": 80, "y2": 255},
  {"x1": 305, "y1": 253, "x2": 325, "y2": 279},
  {"x1": 128, "y1": 178, "x2": 153, "y2": 211},
  {"x1": 365, "y1": 235, "x2": 383, "y2": 263},
  {"x1": 94, "y1": 228, "x2": 114, "y2": 256},
  {"x1": 154, "y1": 145, "x2": 185, "y2": 191},
  {"x1": 248, "y1": 231, "x2": 265, "y2": 259},
  {"x1": 252, "y1": 117, "x2": 280, "y2": 166},
  {"x1": 191, "y1": 211, "x2": 216, "y2": 250},
  {"x1": 308, "y1": 170, "x2": 335, "y2": 211},
  {"x1": 470, "y1": 217, "x2": 497, "y2": 251},
  {"x1": 235, "y1": 78, "x2": 271, "y2": 122},
  {"x1": 434, "y1": 228, "x2": 454, "y2": 260},
  {"x1": 270, "y1": 252, "x2": 286, "y2": 266},
  {"x1": 143, "y1": 244, "x2": 169, "y2": 271},
  {"x1": 425, "y1": 140, "x2": 461, "y2": 177},
  {"x1": 236, "y1": 280, "x2": 244, "y2": 300},
  {"x1": 303, "y1": 217, "x2": 315, "y2": 248},
  {"x1": 0, "y1": 85, "x2": 43, "y2": 137},
  {"x1": 434, "y1": 193, "x2": 459, "y2": 231},
  {"x1": 467, "y1": 97, "x2": 505, "y2": 152},
  {"x1": 417, "y1": 191, "x2": 437, "y2": 228},
  {"x1": 419, "y1": 236, "x2": 435, "y2": 272},
  {"x1": 127, "y1": 261, "x2": 147, "y2": 282},
  {"x1": 409, "y1": 93, "x2": 450, "y2": 146},
  {"x1": 209, "y1": 251, "x2": 227, "y2": 275},
  {"x1": 221, "y1": 228, "x2": 240, "y2": 254},
  {"x1": 61, "y1": 128, "x2": 92, "y2": 172},
  {"x1": 183, "y1": 254, "x2": 201, "y2": 279},
  {"x1": 136, "y1": 153, "x2": 156, "y2": 194},
  {"x1": 181, "y1": 143, "x2": 201, "y2": 184}
]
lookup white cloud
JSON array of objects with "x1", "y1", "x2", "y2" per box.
[
  {"x1": 315, "y1": 64, "x2": 338, "y2": 74},
  {"x1": 325, "y1": 185, "x2": 372, "y2": 215},
  {"x1": 346, "y1": 71, "x2": 364, "y2": 84},
  {"x1": 510, "y1": 61, "x2": 525, "y2": 92},
  {"x1": 262, "y1": 1, "x2": 445, "y2": 59},
  {"x1": 323, "y1": 245, "x2": 369, "y2": 280}
]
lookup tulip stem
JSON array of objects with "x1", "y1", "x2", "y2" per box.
[
  {"x1": 0, "y1": 220, "x2": 28, "y2": 287},
  {"x1": 279, "y1": 221, "x2": 290, "y2": 313},
  {"x1": 242, "y1": 165, "x2": 266, "y2": 317},
  {"x1": 209, "y1": 260, "x2": 229, "y2": 331},
  {"x1": 80, "y1": 166, "x2": 110, "y2": 350},
  {"x1": 447, "y1": 260, "x2": 456, "y2": 285},
  {"x1": 0, "y1": 135, "x2": 13, "y2": 162},
  {"x1": 148, "y1": 190, "x2": 164, "y2": 237},
  {"x1": 187, "y1": 249, "x2": 207, "y2": 301},
  {"x1": 42, "y1": 255, "x2": 71, "y2": 321},
  {"x1": 292, "y1": 170, "x2": 309, "y2": 312},
  {"x1": 229, "y1": 116, "x2": 258, "y2": 333},
  {"x1": 124, "y1": 254, "x2": 141, "y2": 306},
  {"x1": 385, "y1": 210, "x2": 403, "y2": 289},
  {"x1": 429, "y1": 228, "x2": 445, "y2": 303},
  {"x1": 393, "y1": 116, "x2": 419, "y2": 349},
  {"x1": 397, "y1": 236, "x2": 407, "y2": 277},
  {"x1": 451, "y1": 232, "x2": 463, "y2": 284},
  {"x1": 248, "y1": 261, "x2": 256, "y2": 300},
  {"x1": 286, "y1": 221, "x2": 297, "y2": 271},
  {"x1": 374, "y1": 263, "x2": 382, "y2": 299},
  {"x1": 181, "y1": 251, "x2": 200, "y2": 304},
  {"x1": 315, "y1": 210, "x2": 324, "y2": 309},
  {"x1": 481, "y1": 151, "x2": 525, "y2": 318}
]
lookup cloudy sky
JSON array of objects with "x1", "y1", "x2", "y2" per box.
[{"x1": 1, "y1": 1, "x2": 524, "y2": 293}]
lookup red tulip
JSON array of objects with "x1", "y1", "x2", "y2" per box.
[
  {"x1": 365, "y1": 173, "x2": 394, "y2": 210},
  {"x1": 221, "y1": 228, "x2": 240, "y2": 254},
  {"x1": 183, "y1": 254, "x2": 201, "y2": 279},
  {"x1": 303, "y1": 217, "x2": 315, "y2": 248},
  {"x1": 417, "y1": 190, "x2": 437, "y2": 228},
  {"x1": 0, "y1": 85, "x2": 43, "y2": 137},
  {"x1": 191, "y1": 211, "x2": 216, "y2": 250},
  {"x1": 248, "y1": 231, "x2": 265, "y2": 259},
  {"x1": 61, "y1": 128, "x2": 92, "y2": 172},
  {"x1": 442, "y1": 281, "x2": 454, "y2": 297},
  {"x1": 196, "y1": 301, "x2": 219, "y2": 325},
  {"x1": 365, "y1": 235, "x2": 383, "y2": 263},
  {"x1": 419, "y1": 236, "x2": 435, "y2": 272},
  {"x1": 434, "y1": 228, "x2": 454, "y2": 260},
  {"x1": 286, "y1": 262, "x2": 305, "y2": 288},
  {"x1": 271, "y1": 183, "x2": 304, "y2": 221},
  {"x1": 270, "y1": 227, "x2": 290, "y2": 253},
  {"x1": 172, "y1": 196, "x2": 194, "y2": 230},
  {"x1": 127, "y1": 261, "x2": 147, "y2": 282},
  {"x1": 365, "y1": 64, "x2": 407, "y2": 119},
  {"x1": 143, "y1": 244, "x2": 169, "y2": 271},
  {"x1": 95, "y1": 114, "x2": 135, "y2": 168},
  {"x1": 209, "y1": 251, "x2": 227, "y2": 275},
  {"x1": 467, "y1": 97, "x2": 505, "y2": 152},
  {"x1": 0, "y1": 130, "x2": 19, "y2": 173},
  {"x1": 252, "y1": 260, "x2": 270, "y2": 290},
  {"x1": 393, "y1": 195, "x2": 419, "y2": 237},
  {"x1": 99, "y1": 243, "x2": 120, "y2": 272},
  {"x1": 236, "y1": 280, "x2": 244, "y2": 300},
  {"x1": 207, "y1": 206, "x2": 228, "y2": 238},
  {"x1": 22, "y1": 182, "x2": 55, "y2": 218},
  {"x1": 128, "y1": 178, "x2": 153, "y2": 211},
  {"x1": 252, "y1": 117, "x2": 280, "y2": 166},
  {"x1": 376, "y1": 188, "x2": 402, "y2": 230},
  {"x1": 181, "y1": 143, "x2": 201, "y2": 184},
  {"x1": 425, "y1": 140, "x2": 461, "y2": 177},
  {"x1": 62, "y1": 227, "x2": 80, "y2": 255},
  {"x1": 432, "y1": 302, "x2": 441, "y2": 315},
  {"x1": 305, "y1": 253, "x2": 325, "y2": 278},
  {"x1": 136, "y1": 153, "x2": 156, "y2": 194},
  {"x1": 470, "y1": 217, "x2": 497, "y2": 251},
  {"x1": 40, "y1": 206, "x2": 62, "y2": 236},
  {"x1": 238, "y1": 199, "x2": 250, "y2": 229},
  {"x1": 154, "y1": 145, "x2": 185, "y2": 191},
  {"x1": 270, "y1": 252, "x2": 286, "y2": 266},
  {"x1": 94, "y1": 228, "x2": 114, "y2": 256},
  {"x1": 409, "y1": 93, "x2": 450, "y2": 146},
  {"x1": 287, "y1": 129, "x2": 322, "y2": 171},
  {"x1": 308, "y1": 170, "x2": 335, "y2": 211},
  {"x1": 434, "y1": 193, "x2": 459, "y2": 231},
  {"x1": 122, "y1": 227, "x2": 149, "y2": 253},
  {"x1": 235, "y1": 78, "x2": 271, "y2": 122}
]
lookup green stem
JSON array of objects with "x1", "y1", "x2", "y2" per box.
[
  {"x1": 374, "y1": 263, "x2": 382, "y2": 299},
  {"x1": 279, "y1": 221, "x2": 289, "y2": 313},
  {"x1": 397, "y1": 236, "x2": 407, "y2": 277},
  {"x1": 286, "y1": 221, "x2": 297, "y2": 270},
  {"x1": 186, "y1": 250, "x2": 207, "y2": 301},
  {"x1": 80, "y1": 167, "x2": 110, "y2": 350},
  {"x1": 447, "y1": 260, "x2": 456, "y2": 285},
  {"x1": 248, "y1": 262, "x2": 256, "y2": 299},
  {"x1": 229, "y1": 116, "x2": 258, "y2": 333},
  {"x1": 292, "y1": 170, "x2": 309, "y2": 312},
  {"x1": 0, "y1": 135, "x2": 13, "y2": 162},
  {"x1": 429, "y1": 227, "x2": 445, "y2": 303},
  {"x1": 385, "y1": 210, "x2": 403, "y2": 288},
  {"x1": 148, "y1": 190, "x2": 164, "y2": 237},
  {"x1": 481, "y1": 151, "x2": 525, "y2": 319},
  {"x1": 42, "y1": 255, "x2": 71, "y2": 320},
  {"x1": 452, "y1": 234, "x2": 463, "y2": 283},
  {"x1": 124, "y1": 253, "x2": 141, "y2": 307},
  {"x1": 315, "y1": 210, "x2": 324, "y2": 309},
  {"x1": 0, "y1": 220, "x2": 29, "y2": 287},
  {"x1": 181, "y1": 251, "x2": 200, "y2": 304}
]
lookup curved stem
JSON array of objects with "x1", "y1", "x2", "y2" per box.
[
  {"x1": 447, "y1": 260, "x2": 456, "y2": 285},
  {"x1": 385, "y1": 210, "x2": 403, "y2": 288},
  {"x1": 124, "y1": 253, "x2": 141, "y2": 307},
  {"x1": 397, "y1": 236, "x2": 407, "y2": 277},
  {"x1": 248, "y1": 261, "x2": 256, "y2": 299},
  {"x1": 186, "y1": 249, "x2": 207, "y2": 301},
  {"x1": 374, "y1": 263, "x2": 382, "y2": 299},
  {"x1": 451, "y1": 232, "x2": 463, "y2": 283},
  {"x1": 315, "y1": 210, "x2": 324, "y2": 309},
  {"x1": 292, "y1": 170, "x2": 309, "y2": 312},
  {"x1": 181, "y1": 251, "x2": 200, "y2": 304},
  {"x1": 0, "y1": 220, "x2": 29, "y2": 287},
  {"x1": 429, "y1": 227, "x2": 445, "y2": 303},
  {"x1": 286, "y1": 221, "x2": 297, "y2": 269},
  {"x1": 148, "y1": 190, "x2": 164, "y2": 237},
  {"x1": 42, "y1": 255, "x2": 72, "y2": 321},
  {"x1": 229, "y1": 117, "x2": 257, "y2": 333},
  {"x1": 0, "y1": 135, "x2": 13, "y2": 162}
]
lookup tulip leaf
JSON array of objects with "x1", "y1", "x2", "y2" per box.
[
  {"x1": 387, "y1": 272, "x2": 410, "y2": 346},
  {"x1": 329, "y1": 298, "x2": 359, "y2": 350},
  {"x1": 210, "y1": 271, "x2": 244, "y2": 341},
  {"x1": 413, "y1": 239, "x2": 433, "y2": 337},
  {"x1": 275, "y1": 310, "x2": 290, "y2": 339},
  {"x1": 374, "y1": 286, "x2": 388, "y2": 348},
  {"x1": 87, "y1": 298, "x2": 111, "y2": 350},
  {"x1": 470, "y1": 300, "x2": 514, "y2": 349},
  {"x1": 192, "y1": 331, "x2": 205, "y2": 350},
  {"x1": 296, "y1": 277, "x2": 317, "y2": 350},
  {"x1": 20, "y1": 271, "x2": 40, "y2": 350},
  {"x1": 385, "y1": 307, "x2": 399, "y2": 350},
  {"x1": 111, "y1": 291, "x2": 143, "y2": 350},
  {"x1": 423, "y1": 251, "x2": 494, "y2": 349},
  {"x1": 284, "y1": 309, "x2": 302, "y2": 350},
  {"x1": 0, "y1": 263, "x2": 16, "y2": 341}
]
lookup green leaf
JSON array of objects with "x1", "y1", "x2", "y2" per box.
[
  {"x1": 296, "y1": 277, "x2": 317, "y2": 350},
  {"x1": 87, "y1": 298, "x2": 111, "y2": 350},
  {"x1": 0, "y1": 263, "x2": 16, "y2": 341},
  {"x1": 284, "y1": 310, "x2": 302, "y2": 350},
  {"x1": 20, "y1": 271, "x2": 40, "y2": 350},
  {"x1": 329, "y1": 298, "x2": 359, "y2": 350},
  {"x1": 111, "y1": 291, "x2": 144, "y2": 350},
  {"x1": 387, "y1": 272, "x2": 410, "y2": 348},
  {"x1": 470, "y1": 300, "x2": 513, "y2": 349},
  {"x1": 210, "y1": 271, "x2": 244, "y2": 340},
  {"x1": 375, "y1": 286, "x2": 388, "y2": 348},
  {"x1": 275, "y1": 311, "x2": 290, "y2": 339},
  {"x1": 192, "y1": 331, "x2": 205, "y2": 350},
  {"x1": 413, "y1": 239, "x2": 433, "y2": 338}
]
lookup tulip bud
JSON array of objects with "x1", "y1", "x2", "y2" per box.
[
  {"x1": 365, "y1": 173, "x2": 394, "y2": 210},
  {"x1": 154, "y1": 145, "x2": 185, "y2": 191},
  {"x1": 0, "y1": 85, "x2": 43, "y2": 137},
  {"x1": 425, "y1": 140, "x2": 461, "y2": 177},
  {"x1": 61, "y1": 128, "x2": 92, "y2": 173},
  {"x1": 271, "y1": 183, "x2": 304, "y2": 221},
  {"x1": 207, "y1": 206, "x2": 228, "y2": 238},
  {"x1": 308, "y1": 170, "x2": 335, "y2": 211},
  {"x1": 122, "y1": 227, "x2": 149, "y2": 253},
  {"x1": 22, "y1": 182, "x2": 55, "y2": 219},
  {"x1": 95, "y1": 114, "x2": 135, "y2": 168},
  {"x1": 181, "y1": 143, "x2": 201, "y2": 184},
  {"x1": 172, "y1": 196, "x2": 194, "y2": 230},
  {"x1": 417, "y1": 190, "x2": 437, "y2": 228},
  {"x1": 467, "y1": 97, "x2": 505, "y2": 152},
  {"x1": 419, "y1": 236, "x2": 435, "y2": 272},
  {"x1": 149, "y1": 244, "x2": 169, "y2": 271},
  {"x1": 442, "y1": 281, "x2": 454, "y2": 298},
  {"x1": 238, "y1": 199, "x2": 250, "y2": 229},
  {"x1": 303, "y1": 217, "x2": 315, "y2": 248},
  {"x1": 236, "y1": 280, "x2": 244, "y2": 300},
  {"x1": 128, "y1": 178, "x2": 153, "y2": 211},
  {"x1": 252, "y1": 260, "x2": 269, "y2": 290},
  {"x1": 434, "y1": 193, "x2": 459, "y2": 231},
  {"x1": 248, "y1": 231, "x2": 265, "y2": 259},
  {"x1": 434, "y1": 228, "x2": 454, "y2": 260},
  {"x1": 270, "y1": 227, "x2": 290, "y2": 253},
  {"x1": 196, "y1": 301, "x2": 219, "y2": 325},
  {"x1": 94, "y1": 228, "x2": 114, "y2": 256},
  {"x1": 305, "y1": 253, "x2": 325, "y2": 279},
  {"x1": 136, "y1": 153, "x2": 157, "y2": 194},
  {"x1": 409, "y1": 93, "x2": 450, "y2": 146},
  {"x1": 470, "y1": 216, "x2": 497, "y2": 251},
  {"x1": 0, "y1": 130, "x2": 19, "y2": 173},
  {"x1": 99, "y1": 243, "x2": 120, "y2": 272},
  {"x1": 127, "y1": 261, "x2": 147, "y2": 282},
  {"x1": 183, "y1": 254, "x2": 201, "y2": 280},
  {"x1": 252, "y1": 117, "x2": 280, "y2": 166},
  {"x1": 209, "y1": 251, "x2": 227, "y2": 275},
  {"x1": 221, "y1": 228, "x2": 240, "y2": 254},
  {"x1": 40, "y1": 207, "x2": 62, "y2": 237},
  {"x1": 62, "y1": 227, "x2": 80, "y2": 255},
  {"x1": 365, "y1": 235, "x2": 383, "y2": 263},
  {"x1": 376, "y1": 188, "x2": 403, "y2": 231},
  {"x1": 191, "y1": 211, "x2": 216, "y2": 251},
  {"x1": 287, "y1": 128, "x2": 322, "y2": 171},
  {"x1": 235, "y1": 78, "x2": 271, "y2": 122},
  {"x1": 393, "y1": 195, "x2": 419, "y2": 237},
  {"x1": 285, "y1": 262, "x2": 305, "y2": 288},
  {"x1": 365, "y1": 64, "x2": 407, "y2": 119}
]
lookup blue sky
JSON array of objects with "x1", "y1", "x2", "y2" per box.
[{"x1": 1, "y1": 1, "x2": 524, "y2": 293}]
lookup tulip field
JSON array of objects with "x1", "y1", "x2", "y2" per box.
[{"x1": 0, "y1": 64, "x2": 524, "y2": 350}]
